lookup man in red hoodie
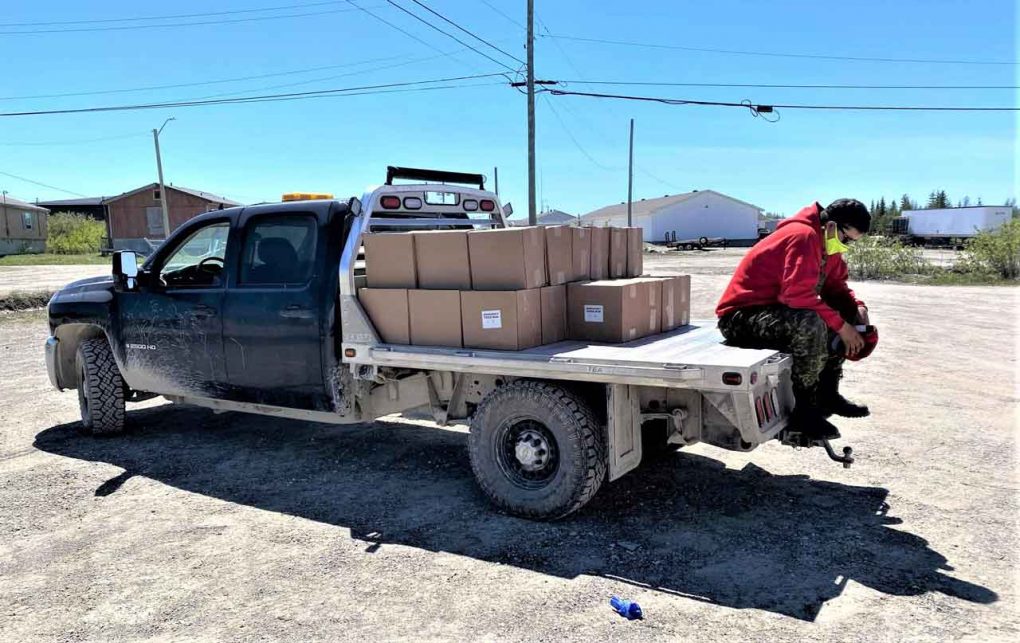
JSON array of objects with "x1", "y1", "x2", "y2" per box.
[{"x1": 716, "y1": 199, "x2": 871, "y2": 441}]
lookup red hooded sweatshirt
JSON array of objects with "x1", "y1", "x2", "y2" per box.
[{"x1": 716, "y1": 202, "x2": 864, "y2": 332}]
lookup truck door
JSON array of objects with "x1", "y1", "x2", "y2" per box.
[
  {"x1": 118, "y1": 218, "x2": 231, "y2": 396},
  {"x1": 221, "y1": 211, "x2": 324, "y2": 408}
]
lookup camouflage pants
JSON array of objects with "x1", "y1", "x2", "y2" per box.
[{"x1": 718, "y1": 305, "x2": 844, "y2": 407}]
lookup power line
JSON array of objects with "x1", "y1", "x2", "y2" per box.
[
  {"x1": 479, "y1": 0, "x2": 524, "y2": 29},
  {"x1": 540, "y1": 95, "x2": 616, "y2": 171},
  {"x1": 380, "y1": 0, "x2": 518, "y2": 72},
  {"x1": 403, "y1": 0, "x2": 525, "y2": 65},
  {"x1": 559, "y1": 80, "x2": 1020, "y2": 90},
  {"x1": 546, "y1": 89, "x2": 1020, "y2": 112},
  {"x1": 0, "y1": 0, "x2": 346, "y2": 26},
  {"x1": 1, "y1": 73, "x2": 509, "y2": 117},
  {"x1": 0, "y1": 170, "x2": 87, "y2": 197},
  {"x1": 0, "y1": 5, "x2": 382, "y2": 35},
  {"x1": 539, "y1": 34, "x2": 1017, "y2": 66},
  {"x1": 344, "y1": 0, "x2": 466, "y2": 69},
  {"x1": 0, "y1": 54, "x2": 411, "y2": 101}
]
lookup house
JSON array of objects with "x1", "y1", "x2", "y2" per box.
[
  {"x1": 39, "y1": 184, "x2": 240, "y2": 253},
  {"x1": 0, "y1": 195, "x2": 49, "y2": 255},
  {"x1": 507, "y1": 209, "x2": 581, "y2": 227},
  {"x1": 581, "y1": 190, "x2": 764, "y2": 246},
  {"x1": 104, "y1": 183, "x2": 241, "y2": 252}
]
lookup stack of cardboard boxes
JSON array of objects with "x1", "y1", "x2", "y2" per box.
[{"x1": 359, "y1": 225, "x2": 690, "y2": 350}]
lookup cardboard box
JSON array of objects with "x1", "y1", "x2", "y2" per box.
[
  {"x1": 589, "y1": 227, "x2": 610, "y2": 280},
  {"x1": 413, "y1": 230, "x2": 471, "y2": 290},
  {"x1": 567, "y1": 279, "x2": 660, "y2": 343},
  {"x1": 364, "y1": 233, "x2": 417, "y2": 288},
  {"x1": 358, "y1": 288, "x2": 409, "y2": 344},
  {"x1": 461, "y1": 289, "x2": 542, "y2": 351},
  {"x1": 571, "y1": 227, "x2": 591, "y2": 281},
  {"x1": 540, "y1": 284, "x2": 567, "y2": 344},
  {"x1": 408, "y1": 290, "x2": 462, "y2": 347},
  {"x1": 545, "y1": 225, "x2": 573, "y2": 286},
  {"x1": 626, "y1": 227, "x2": 644, "y2": 277},
  {"x1": 609, "y1": 227, "x2": 629, "y2": 278},
  {"x1": 468, "y1": 227, "x2": 547, "y2": 290},
  {"x1": 660, "y1": 275, "x2": 691, "y2": 331}
]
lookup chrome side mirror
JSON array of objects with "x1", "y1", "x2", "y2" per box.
[{"x1": 113, "y1": 251, "x2": 139, "y2": 289}]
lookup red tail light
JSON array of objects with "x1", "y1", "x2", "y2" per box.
[
  {"x1": 763, "y1": 392, "x2": 774, "y2": 421},
  {"x1": 479, "y1": 199, "x2": 495, "y2": 212},
  {"x1": 380, "y1": 195, "x2": 400, "y2": 209},
  {"x1": 722, "y1": 372, "x2": 742, "y2": 386},
  {"x1": 755, "y1": 397, "x2": 765, "y2": 427}
]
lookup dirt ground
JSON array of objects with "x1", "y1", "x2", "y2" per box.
[
  {"x1": 0, "y1": 255, "x2": 1017, "y2": 641},
  {"x1": 0, "y1": 265, "x2": 108, "y2": 296}
]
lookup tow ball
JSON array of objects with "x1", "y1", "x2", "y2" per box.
[{"x1": 818, "y1": 440, "x2": 855, "y2": 469}]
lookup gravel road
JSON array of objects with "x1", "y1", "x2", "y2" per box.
[
  {"x1": 0, "y1": 258, "x2": 1016, "y2": 641},
  {"x1": 0, "y1": 265, "x2": 108, "y2": 296}
]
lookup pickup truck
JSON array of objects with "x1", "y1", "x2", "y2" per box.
[{"x1": 45, "y1": 167, "x2": 852, "y2": 519}]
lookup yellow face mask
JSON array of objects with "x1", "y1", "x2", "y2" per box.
[{"x1": 825, "y1": 226, "x2": 850, "y2": 255}]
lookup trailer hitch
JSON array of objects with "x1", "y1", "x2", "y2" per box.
[
  {"x1": 779, "y1": 430, "x2": 855, "y2": 469},
  {"x1": 819, "y1": 440, "x2": 855, "y2": 469}
]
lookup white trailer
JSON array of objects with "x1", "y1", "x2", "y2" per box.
[{"x1": 901, "y1": 206, "x2": 1009, "y2": 240}]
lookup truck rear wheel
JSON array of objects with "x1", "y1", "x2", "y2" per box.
[
  {"x1": 76, "y1": 338, "x2": 125, "y2": 435},
  {"x1": 468, "y1": 380, "x2": 607, "y2": 520}
]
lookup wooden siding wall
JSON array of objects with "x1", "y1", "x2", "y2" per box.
[
  {"x1": 0, "y1": 206, "x2": 48, "y2": 241},
  {"x1": 107, "y1": 188, "x2": 225, "y2": 240}
]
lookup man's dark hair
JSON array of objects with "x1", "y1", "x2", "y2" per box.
[{"x1": 822, "y1": 198, "x2": 871, "y2": 234}]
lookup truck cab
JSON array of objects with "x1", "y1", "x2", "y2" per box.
[{"x1": 47, "y1": 198, "x2": 352, "y2": 414}]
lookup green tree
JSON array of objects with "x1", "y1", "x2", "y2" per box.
[{"x1": 900, "y1": 194, "x2": 916, "y2": 211}]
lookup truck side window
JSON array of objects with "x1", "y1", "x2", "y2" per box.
[
  {"x1": 240, "y1": 215, "x2": 316, "y2": 285},
  {"x1": 159, "y1": 221, "x2": 230, "y2": 288}
]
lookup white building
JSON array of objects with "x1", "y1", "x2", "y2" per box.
[
  {"x1": 507, "y1": 209, "x2": 581, "y2": 227},
  {"x1": 581, "y1": 190, "x2": 763, "y2": 245}
]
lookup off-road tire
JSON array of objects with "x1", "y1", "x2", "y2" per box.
[
  {"x1": 76, "y1": 338, "x2": 125, "y2": 435},
  {"x1": 468, "y1": 380, "x2": 607, "y2": 520}
]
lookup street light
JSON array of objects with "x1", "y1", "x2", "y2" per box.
[{"x1": 153, "y1": 117, "x2": 175, "y2": 238}]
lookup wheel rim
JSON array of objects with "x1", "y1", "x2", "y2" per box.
[
  {"x1": 77, "y1": 363, "x2": 90, "y2": 423},
  {"x1": 495, "y1": 418, "x2": 559, "y2": 490}
]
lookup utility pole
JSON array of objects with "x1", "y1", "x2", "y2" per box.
[
  {"x1": 152, "y1": 117, "x2": 175, "y2": 238},
  {"x1": 493, "y1": 166, "x2": 499, "y2": 197},
  {"x1": 526, "y1": 0, "x2": 537, "y2": 225},
  {"x1": 627, "y1": 118, "x2": 634, "y2": 227}
]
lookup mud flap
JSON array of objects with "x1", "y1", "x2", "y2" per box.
[{"x1": 606, "y1": 384, "x2": 642, "y2": 481}]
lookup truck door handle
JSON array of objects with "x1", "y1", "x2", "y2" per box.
[{"x1": 280, "y1": 304, "x2": 313, "y2": 320}]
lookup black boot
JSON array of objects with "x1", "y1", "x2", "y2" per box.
[
  {"x1": 789, "y1": 405, "x2": 841, "y2": 441},
  {"x1": 821, "y1": 393, "x2": 870, "y2": 418},
  {"x1": 818, "y1": 365, "x2": 870, "y2": 419}
]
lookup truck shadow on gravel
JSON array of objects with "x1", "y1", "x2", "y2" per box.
[{"x1": 34, "y1": 404, "x2": 997, "y2": 622}]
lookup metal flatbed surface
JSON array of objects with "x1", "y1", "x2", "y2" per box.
[{"x1": 359, "y1": 321, "x2": 784, "y2": 389}]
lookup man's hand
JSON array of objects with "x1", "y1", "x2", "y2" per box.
[
  {"x1": 857, "y1": 305, "x2": 870, "y2": 325},
  {"x1": 838, "y1": 322, "x2": 865, "y2": 357}
]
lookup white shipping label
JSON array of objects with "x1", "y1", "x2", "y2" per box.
[
  {"x1": 584, "y1": 304, "x2": 604, "y2": 323},
  {"x1": 481, "y1": 310, "x2": 502, "y2": 329}
]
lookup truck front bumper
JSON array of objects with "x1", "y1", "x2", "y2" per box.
[{"x1": 45, "y1": 336, "x2": 62, "y2": 390}]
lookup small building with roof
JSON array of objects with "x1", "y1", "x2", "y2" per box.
[{"x1": 0, "y1": 194, "x2": 49, "y2": 255}]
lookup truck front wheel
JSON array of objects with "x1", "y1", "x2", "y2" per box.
[
  {"x1": 75, "y1": 338, "x2": 126, "y2": 435},
  {"x1": 469, "y1": 380, "x2": 607, "y2": 519}
]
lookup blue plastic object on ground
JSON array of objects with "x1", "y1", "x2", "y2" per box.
[{"x1": 610, "y1": 596, "x2": 643, "y2": 620}]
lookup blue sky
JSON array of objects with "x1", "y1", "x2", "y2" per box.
[{"x1": 0, "y1": 0, "x2": 1016, "y2": 216}]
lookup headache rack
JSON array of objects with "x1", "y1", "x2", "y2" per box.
[{"x1": 385, "y1": 165, "x2": 487, "y2": 190}]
